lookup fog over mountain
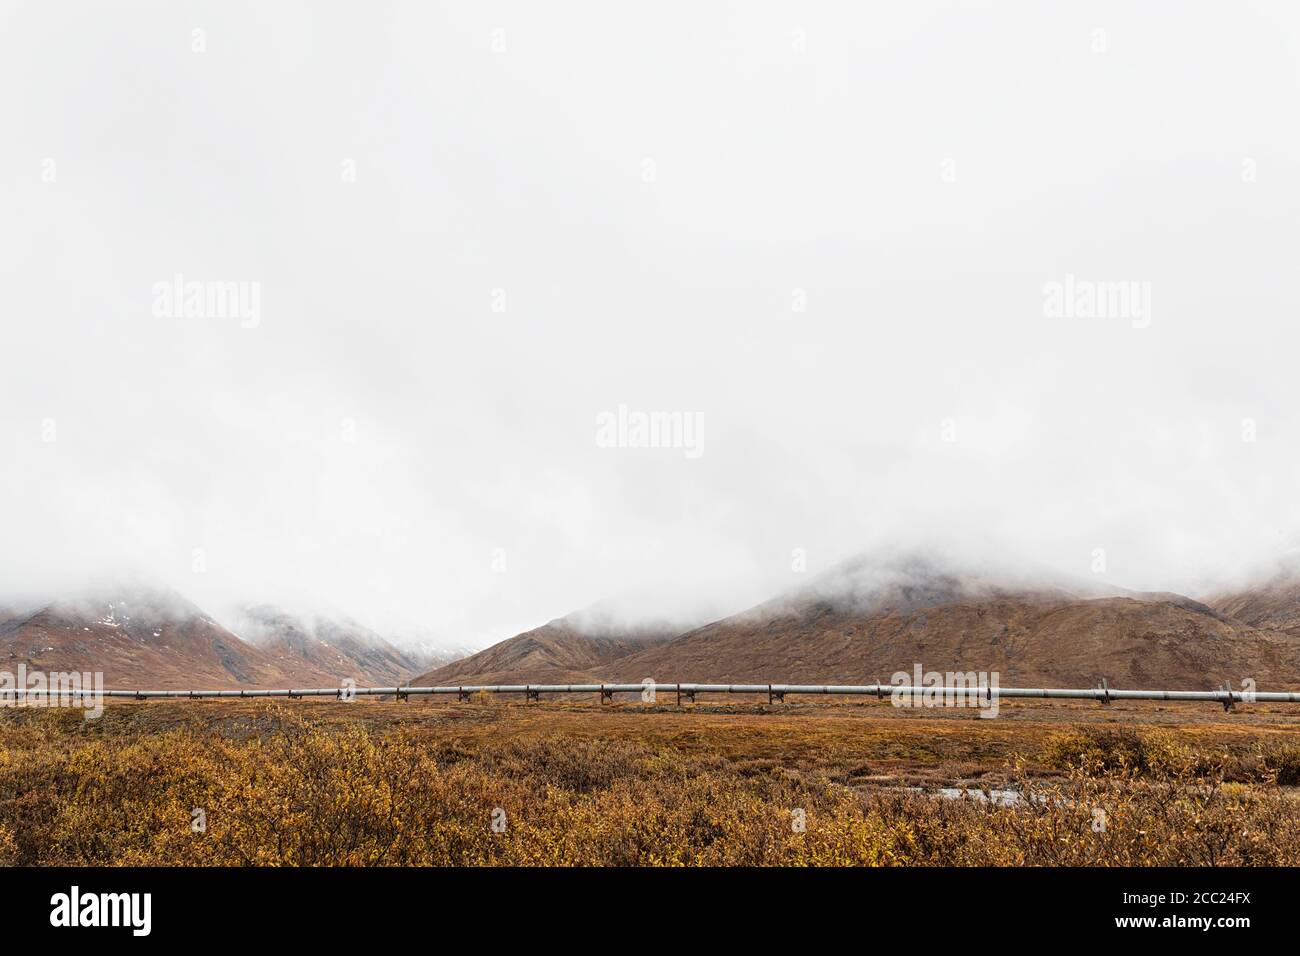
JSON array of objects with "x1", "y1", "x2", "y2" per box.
[{"x1": 3, "y1": 3, "x2": 1300, "y2": 648}]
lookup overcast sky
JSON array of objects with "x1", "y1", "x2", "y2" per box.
[{"x1": 2, "y1": 1, "x2": 1299, "y2": 647}]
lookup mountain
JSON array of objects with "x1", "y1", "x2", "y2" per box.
[
  {"x1": 0, "y1": 586, "x2": 332, "y2": 689},
  {"x1": 11, "y1": 553, "x2": 1300, "y2": 693},
  {"x1": 422, "y1": 553, "x2": 1300, "y2": 691},
  {"x1": 228, "y1": 604, "x2": 428, "y2": 685},
  {"x1": 1207, "y1": 563, "x2": 1300, "y2": 638},
  {"x1": 413, "y1": 606, "x2": 681, "y2": 685},
  {"x1": 371, "y1": 621, "x2": 474, "y2": 674},
  {"x1": 599, "y1": 554, "x2": 1300, "y2": 689}
]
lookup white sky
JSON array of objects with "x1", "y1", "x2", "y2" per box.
[{"x1": 2, "y1": 1, "x2": 1299, "y2": 647}]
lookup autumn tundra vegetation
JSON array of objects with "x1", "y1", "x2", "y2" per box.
[{"x1": 1, "y1": 698, "x2": 1299, "y2": 866}]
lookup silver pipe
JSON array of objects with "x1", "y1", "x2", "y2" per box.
[{"x1": 3, "y1": 684, "x2": 1300, "y2": 703}]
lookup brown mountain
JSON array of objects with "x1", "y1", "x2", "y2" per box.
[
  {"x1": 414, "y1": 609, "x2": 680, "y2": 686},
  {"x1": 1208, "y1": 566, "x2": 1300, "y2": 638},
  {"x1": 424, "y1": 554, "x2": 1300, "y2": 691},
  {"x1": 0, "y1": 587, "x2": 338, "y2": 689},
  {"x1": 609, "y1": 595, "x2": 1300, "y2": 690},
  {"x1": 230, "y1": 604, "x2": 426, "y2": 686},
  {"x1": 600, "y1": 556, "x2": 1300, "y2": 690}
]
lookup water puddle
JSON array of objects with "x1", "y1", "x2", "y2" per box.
[{"x1": 906, "y1": 786, "x2": 1045, "y2": 807}]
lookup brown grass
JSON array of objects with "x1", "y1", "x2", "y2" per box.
[{"x1": 1, "y1": 699, "x2": 1299, "y2": 866}]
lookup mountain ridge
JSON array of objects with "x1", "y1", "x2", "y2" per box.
[{"x1": 416, "y1": 553, "x2": 1300, "y2": 690}]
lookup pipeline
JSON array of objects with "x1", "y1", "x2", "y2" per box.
[{"x1": 2, "y1": 681, "x2": 1295, "y2": 711}]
